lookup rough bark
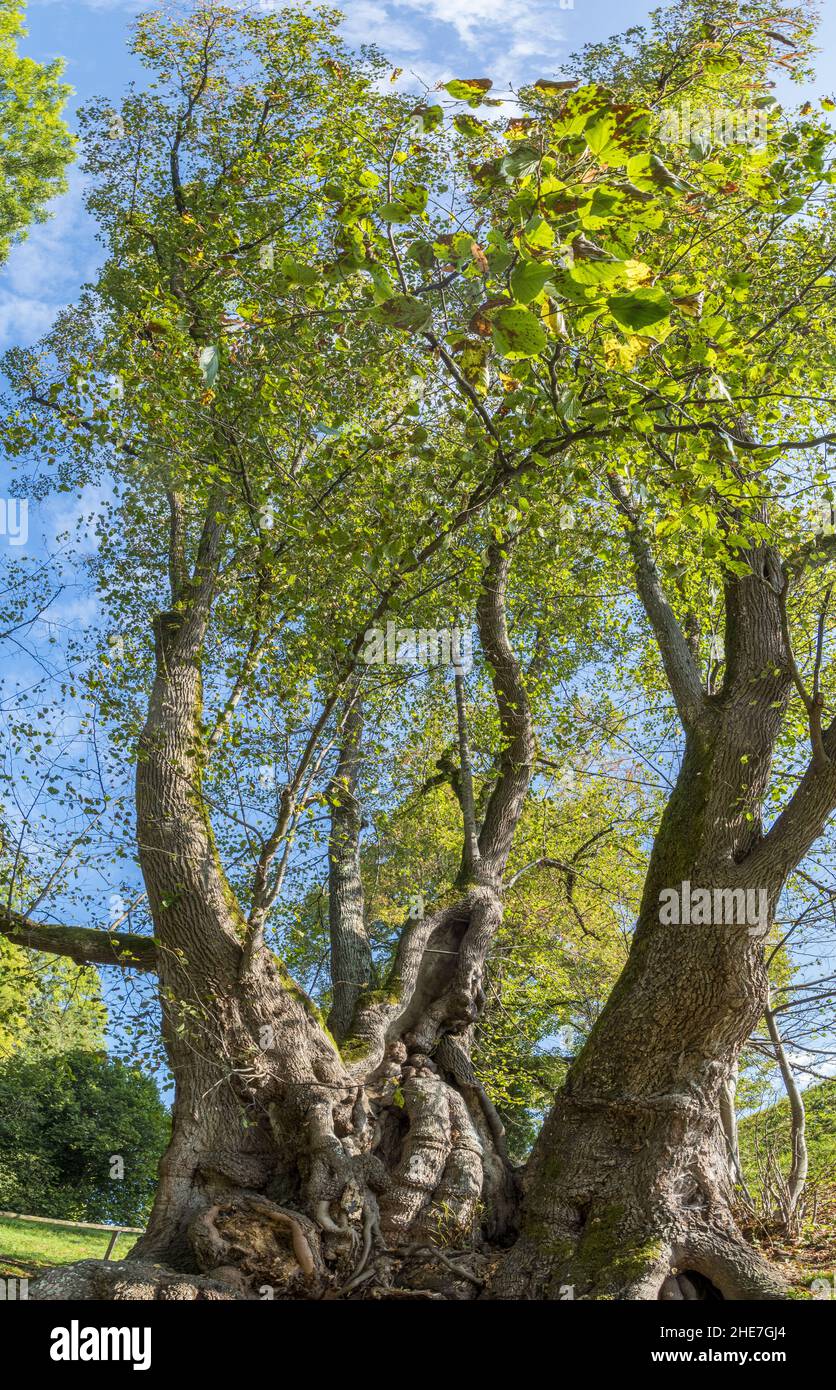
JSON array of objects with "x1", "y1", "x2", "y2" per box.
[
  {"x1": 491, "y1": 529, "x2": 829, "y2": 1300},
  {"x1": 49, "y1": 537, "x2": 529, "y2": 1300},
  {"x1": 326, "y1": 697, "x2": 370, "y2": 1042},
  {"x1": 0, "y1": 906, "x2": 157, "y2": 972}
]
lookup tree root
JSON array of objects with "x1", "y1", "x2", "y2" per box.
[
  {"x1": 381, "y1": 1074, "x2": 483, "y2": 1242},
  {"x1": 672, "y1": 1231, "x2": 790, "y2": 1301},
  {"x1": 30, "y1": 1259, "x2": 245, "y2": 1301},
  {"x1": 190, "y1": 1193, "x2": 324, "y2": 1297}
]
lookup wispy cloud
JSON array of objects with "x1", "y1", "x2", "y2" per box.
[{"x1": 0, "y1": 170, "x2": 99, "y2": 353}]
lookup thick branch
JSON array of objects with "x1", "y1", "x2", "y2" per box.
[
  {"x1": 326, "y1": 696, "x2": 370, "y2": 1041},
  {"x1": 607, "y1": 472, "x2": 706, "y2": 730},
  {"x1": 454, "y1": 670, "x2": 481, "y2": 885},
  {"x1": 778, "y1": 573, "x2": 829, "y2": 772},
  {"x1": 741, "y1": 719, "x2": 836, "y2": 889},
  {"x1": 0, "y1": 906, "x2": 157, "y2": 972},
  {"x1": 476, "y1": 540, "x2": 535, "y2": 878}
]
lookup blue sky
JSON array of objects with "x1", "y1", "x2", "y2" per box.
[
  {"x1": 3, "y1": 2, "x2": 836, "y2": 1086},
  {"x1": 3, "y1": 0, "x2": 836, "y2": 354}
]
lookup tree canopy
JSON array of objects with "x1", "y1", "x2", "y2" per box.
[
  {"x1": 2, "y1": 0, "x2": 836, "y2": 1306},
  {"x1": 0, "y1": 0, "x2": 74, "y2": 263}
]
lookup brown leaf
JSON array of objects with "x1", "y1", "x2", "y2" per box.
[
  {"x1": 672, "y1": 291, "x2": 705, "y2": 319},
  {"x1": 469, "y1": 309, "x2": 493, "y2": 337},
  {"x1": 470, "y1": 242, "x2": 489, "y2": 274}
]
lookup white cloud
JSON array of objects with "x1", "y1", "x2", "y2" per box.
[
  {"x1": 244, "y1": 0, "x2": 574, "y2": 83},
  {"x1": 339, "y1": 1, "x2": 426, "y2": 56},
  {"x1": 0, "y1": 170, "x2": 99, "y2": 352},
  {"x1": 366, "y1": 0, "x2": 574, "y2": 79}
]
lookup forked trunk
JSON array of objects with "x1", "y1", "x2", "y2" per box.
[
  {"x1": 124, "y1": 542, "x2": 525, "y2": 1298},
  {"x1": 494, "y1": 547, "x2": 798, "y2": 1300}
]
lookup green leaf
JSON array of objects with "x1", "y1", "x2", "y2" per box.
[
  {"x1": 454, "y1": 114, "x2": 486, "y2": 138},
  {"x1": 379, "y1": 183, "x2": 428, "y2": 222},
  {"x1": 280, "y1": 256, "x2": 318, "y2": 286},
  {"x1": 584, "y1": 112, "x2": 618, "y2": 155},
  {"x1": 569, "y1": 261, "x2": 628, "y2": 287},
  {"x1": 510, "y1": 260, "x2": 555, "y2": 304},
  {"x1": 365, "y1": 263, "x2": 395, "y2": 302},
  {"x1": 523, "y1": 214, "x2": 554, "y2": 249},
  {"x1": 444, "y1": 78, "x2": 493, "y2": 107},
  {"x1": 370, "y1": 294, "x2": 432, "y2": 332},
  {"x1": 501, "y1": 143, "x2": 540, "y2": 178},
  {"x1": 492, "y1": 306, "x2": 547, "y2": 358},
  {"x1": 607, "y1": 287, "x2": 672, "y2": 333}
]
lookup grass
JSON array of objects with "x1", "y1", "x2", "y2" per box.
[
  {"x1": 739, "y1": 1077, "x2": 836, "y2": 1297},
  {"x1": 739, "y1": 1077, "x2": 836, "y2": 1185},
  {"x1": 0, "y1": 1215, "x2": 138, "y2": 1280}
]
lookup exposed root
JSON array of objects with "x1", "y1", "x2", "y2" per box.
[
  {"x1": 407, "y1": 1243, "x2": 486, "y2": 1288},
  {"x1": 673, "y1": 1230, "x2": 790, "y2": 1301},
  {"x1": 31, "y1": 1259, "x2": 245, "y2": 1301},
  {"x1": 381, "y1": 1074, "x2": 483, "y2": 1242},
  {"x1": 190, "y1": 1193, "x2": 324, "y2": 1297}
]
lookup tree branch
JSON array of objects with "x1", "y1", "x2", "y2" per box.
[
  {"x1": 0, "y1": 906, "x2": 157, "y2": 973},
  {"x1": 326, "y1": 695, "x2": 370, "y2": 1041},
  {"x1": 779, "y1": 572, "x2": 830, "y2": 772},
  {"x1": 607, "y1": 471, "x2": 706, "y2": 730},
  {"x1": 476, "y1": 539, "x2": 535, "y2": 878},
  {"x1": 740, "y1": 720, "x2": 836, "y2": 890},
  {"x1": 454, "y1": 669, "x2": 481, "y2": 885}
]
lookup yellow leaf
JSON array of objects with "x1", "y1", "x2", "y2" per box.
[{"x1": 602, "y1": 334, "x2": 652, "y2": 371}]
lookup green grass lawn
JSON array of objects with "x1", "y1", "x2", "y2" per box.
[
  {"x1": 740, "y1": 1077, "x2": 836, "y2": 1185},
  {"x1": 0, "y1": 1216, "x2": 138, "y2": 1280}
]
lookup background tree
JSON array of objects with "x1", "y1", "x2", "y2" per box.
[
  {"x1": 0, "y1": 0, "x2": 74, "y2": 262},
  {"x1": 3, "y1": 0, "x2": 836, "y2": 1303},
  {"x1": 0, "y1": 1049, "x2": 169, "y2": 1222}
]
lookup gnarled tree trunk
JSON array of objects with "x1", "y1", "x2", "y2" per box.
[
  {"x1": 121, "y1": 539, "x2": 528, "y2": 1299},
  {"x1": 492, "y1": 522, "x2": 836, "y2": 1301}
]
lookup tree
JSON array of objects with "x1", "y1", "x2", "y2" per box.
[
  {"x1": 0, "y1": 1048, "x2": 169, "y2": 1223},
  {"x1": 0, "y1": 0, "x2": 74, "y2": 262},
  {"x1": 0, "y1": 938, "x2": 106, "y2": 1059},
  {"x1": 5, "y1": 0, "x2": 836, "y2": 1302}
]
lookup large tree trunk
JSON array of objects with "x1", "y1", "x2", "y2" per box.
[
  {"x1": 25, "y1": 506, "x2": 836, "y2": 1300},
  {"x1": 491, "y1": 896, "x2": 784, "y2": 1299},
  {"x1": 122, "y1": 540, "x2": 525, "y2": 1299},
  {"x1": 491, "y1": 540, "x2": 816, "y2": 1300}
]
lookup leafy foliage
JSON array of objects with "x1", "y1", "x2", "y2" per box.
[
  {"x1": 0, "y1": 1049, "x2": 169, "y2": 1223},
  {"x1": 0, "y1": 0, "x2": 74, "y2": 262}
]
